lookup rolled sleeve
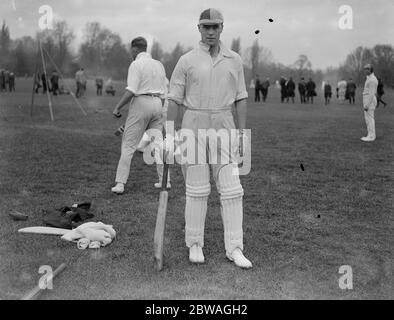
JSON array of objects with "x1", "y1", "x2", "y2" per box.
[
  {"x1": 168, "y1": 57, "x2": 186, "y2": 105},
  {"x1": 235, "y1": 57, "x2": 248, "y2": 101},
  {"x1": 125, "y1": 62, "x2": 139, "y2": 94}
]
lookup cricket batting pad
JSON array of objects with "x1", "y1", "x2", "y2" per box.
[
  {"x1": 217, "y1": 163, "x2": 244, "y2": 254},
  {"x1": 185, "y1": 164, "x2": 211, "y2": 248}
]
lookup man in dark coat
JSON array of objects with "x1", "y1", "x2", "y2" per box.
[
  {"x1": 261, "y1": 77, "x2": 270, "y2": 102},
  {"x1": 254, "y1": 74, "x2": 261, "y2": 102},
  {"x1": 41, "y1": 73, "x2": 48, "y2": 94},
  {"x1": 376, "y1": 77, "x2": 387, "y2": 108},
  {"x1": 324, "y1": 81, "x2": 332, "y2": 105},
  {"x1": 279, "y1": 77, "x2": 287, "y2": 103},
  {"x1": 286, "y1": 77, "x2": 295, "y2": 103},
  {"x1": 306, "y1": 78, "x2": 316, "y2": 104},
  {"x1": 0, "y1": 69, "x2": 5, "y2": 92},
  {"x1": 8, "y1": 72, "x2": 15, "y2": 92},
  {"x1": 50, "y1": 71, "x2": 60, "y2": 95},
  {"x1": 346, "y1": 78, "x2": 357, "y2": 104},
  {"x1": 298, "y1": 78, "x2": 306, "y2": 103}
]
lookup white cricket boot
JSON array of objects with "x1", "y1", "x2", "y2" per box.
[
  {"x1": 154, "y1": 181, "x2": 171, "y2": 189},
  {"x1": 226, "y1": 248, "x2": 252, "y2": 269},
  {"x1": 189, "y1": 244, "x2": 205, "y2": 264},
  {"x1": 111, "y1": 183, "x2": 124, "y2": 194},
  {"x1": 361, "y1": 136, "x2": 375, "y2": 142}
]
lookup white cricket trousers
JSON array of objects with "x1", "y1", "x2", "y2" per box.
[
  {"x1": 364, "y1": 108, "x2": 376, "y2": 139},
  {"x1": 115, "y1": 96, "x2": 163, "y2": 184},
  {"x1": 181, "y1": 109, "x2": 245, "y2": 255},
  {"x1": 363, "y1": 96, "x2": 377, "y2": 139}
]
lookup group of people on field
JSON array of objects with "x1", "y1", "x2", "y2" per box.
[
  {"x1": 274, "y1": 76, "x2": 317, "y2": 104},
  {"x1": 74, "y1": 67, "x2": 117, "y2": 98},
  {"x1": 334, "y1": 77, "x2": 387, "y2": 107},
  {"x1": 251, "y1": 75, "x2": 270, "y2": 102},
  {"x1": 251, "y1": 74, "x2": 388, "y2": 108},
  {"x1": 34, "y1": 70, "x2": 69, "y2": 96},
  {"x1": 0, "y1": 69, "x2": 16, "y2": 92}
]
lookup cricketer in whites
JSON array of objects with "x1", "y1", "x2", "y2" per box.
[
  {"x1": 361, "y1": 63, "x2": 378, "y2": 142},
  {"x1": 112, "y1": 37, "x2": 167, "y2": 194},
  {"x1": 167, "y1": 8, "x2": 252, "y2": 269}
]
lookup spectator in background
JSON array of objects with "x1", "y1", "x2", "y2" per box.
[
  {"x1": 0, "y1": 69, "x2": 5, "y2": 92},
  {"x1": 346, "y1": 78, "x2": 357, "y2": 104},
  {"x1": 280, "y1": 76, "x2": 287, "y2": 103},
  {"x1": 285, "y1": 77, "x2": 295, "y2": 103},
  {"x1": 96, "y1": 77, "x2": 104, "y2": 96},
  {"x1": 34, "y1": 72, "x2": 42, "y2": 93},
  {"x1": 254, "y1": 74, "x2": 261, "y2": 102},
  {"x1": 306, "y1": 77, "x2": 316, "y2": 104},
  {"x1": 324, "y1": 81, "x2": 332, "y2": 105},
  {"x1": 261, "y1": 77, "x2": 270, "y2": 102},
  {"x1": 8, "y1": 71, "x2": 15, "y2": 92},
  {"x1": 75, "y1": 67, "x2": 87, "y2": 98},
  {"x1": 4, "y1": 70, "x2": 10, "y2": 91},
  {"x1": 336, "y1": 79, "x2": 347, "y2": 104},
  {"x1": 41, "y1": 72, "x2": 48, "y2": 94},
  {"x1": 298, "y1": 77, "x2": 306, "y2": 104},
  {"x1": 50, "y1": 71, "x2": 60, "y2": 95},
  {"x1": 105, "y1": 78, "x2": 116, "y2": 96},
  {"x1": 376, "y1": 77, "x2": 387, "y2": 108}
]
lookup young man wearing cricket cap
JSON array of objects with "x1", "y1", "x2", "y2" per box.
[
  {"x1": 361, "y1": 64, "x2": 378, "y2": 142},
  {"x1": 111, "y1": 37, "x2": 167, "y2": 194},
  {"x1": 167, "y1": 8, "x2": 252, "y2": 268}
]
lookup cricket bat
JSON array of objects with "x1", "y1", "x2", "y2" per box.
[
  {"x1": 153, "y1": 161, "x2": 170, "y2": 271},
  {"x1": 18, "y1": 226, "x2": 70, "y2": 236}
]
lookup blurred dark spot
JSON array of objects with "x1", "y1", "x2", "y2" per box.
[
  {"x1": 269, "y1": 18, "x2": 274, "y2": 22},
  {"x1": 254, "y1": 30, "x2": 260, "y2": 34},
  {"x1": 317, "y1": 214, "x2": 321, "y2": 218},
  {"x1": 300, "y1": 163, "x2": 305, "y2": 171}
]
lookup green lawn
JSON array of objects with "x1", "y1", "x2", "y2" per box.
[{"x1": 0, "y1": 78, "x2": 393, "y2": 299}]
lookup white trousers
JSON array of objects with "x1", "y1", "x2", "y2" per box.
[
  {"x1": 363, "y1": 97, "x2": 377, "y2": 139},
  {"x1": 115, "y1": 96, "x2": 163, "y2": 184},
  {"x1": 182, "y1": 109, "x2": 245, "y2": 255}
]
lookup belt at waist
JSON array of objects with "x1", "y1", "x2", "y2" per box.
[
  {"x1": 184, "y1": 106, "x2": 232, "y2": 113},
  {"x1": 137, "y1": 93, "x2": 162, "y2": 98}
]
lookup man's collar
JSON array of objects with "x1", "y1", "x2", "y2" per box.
[
  {"x1": 198, "y1": 41, "x2": 233, "y2": 58},
  {"x1": 135, "y1": 52, "x2": 151, "y2": 60}
]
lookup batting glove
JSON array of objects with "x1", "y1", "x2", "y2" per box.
[{"x1": 113, "y1": 111, "x2": 122, "y2": 118}]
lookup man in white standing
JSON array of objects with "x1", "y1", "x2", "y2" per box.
[
  {"x1": 112, "y1": 37, "x2": 167, "y2": 194},
  {"x1": 167, "y1": 8, "x2": 252, "y2": 269},
  {"x1": 361, "y1": 64, "x2": 378, "y2": 142}
]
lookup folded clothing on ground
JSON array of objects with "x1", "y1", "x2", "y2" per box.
[
  {"x1": 61, "y1": 222, "x2": 116, "y2": 249},
  {"x1": 43, "y1": 202, "x2": 94, "y2": 229}
]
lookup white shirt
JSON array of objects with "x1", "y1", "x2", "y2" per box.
[
  {"x1": 75, "y1": 70, "x2": 87, "y2": 84},
  {"x1": 337, "y1": 80, "x2": 347, "y2": 92},
  {"x1": 363, "y1": 73, "x2": 378, "y2": 107},
  {"x1": 168, "y1": 41, "x2": 248, "y2": 110},
  {"x1": 126, "y1": 52, "x2": 167, "y2": 97}
]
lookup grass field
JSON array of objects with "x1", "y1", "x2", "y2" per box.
[{"x1": 0, "y1": 78, "x2": 393, "y2": 300}]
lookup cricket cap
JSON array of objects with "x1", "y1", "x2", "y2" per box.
[{"x1": 199, "y1": 8, "x2": 224, "y2": 25}]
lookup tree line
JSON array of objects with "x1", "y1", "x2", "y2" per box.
[{"x1": 1, "y1": 20, "x2": 393, "y2": 88}]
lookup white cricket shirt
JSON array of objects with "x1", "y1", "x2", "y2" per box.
[
  {"x1": 168, "y1": 41, "x2": 248, "y2": 110},
  {"x1": 126, "y1": 52, "x2": 167, "y2": 97}
]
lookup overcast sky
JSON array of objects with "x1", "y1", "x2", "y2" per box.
[{"x1": 1, "y1": 0, "x2": 393, "y2": 69}]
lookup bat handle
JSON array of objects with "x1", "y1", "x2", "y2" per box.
[
  {"x1": 161, "y1": 131, "x2": 170, "y2": 190},
  {"x1": 161, "y1": 162, "x2": 169, "y2": 190}
]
